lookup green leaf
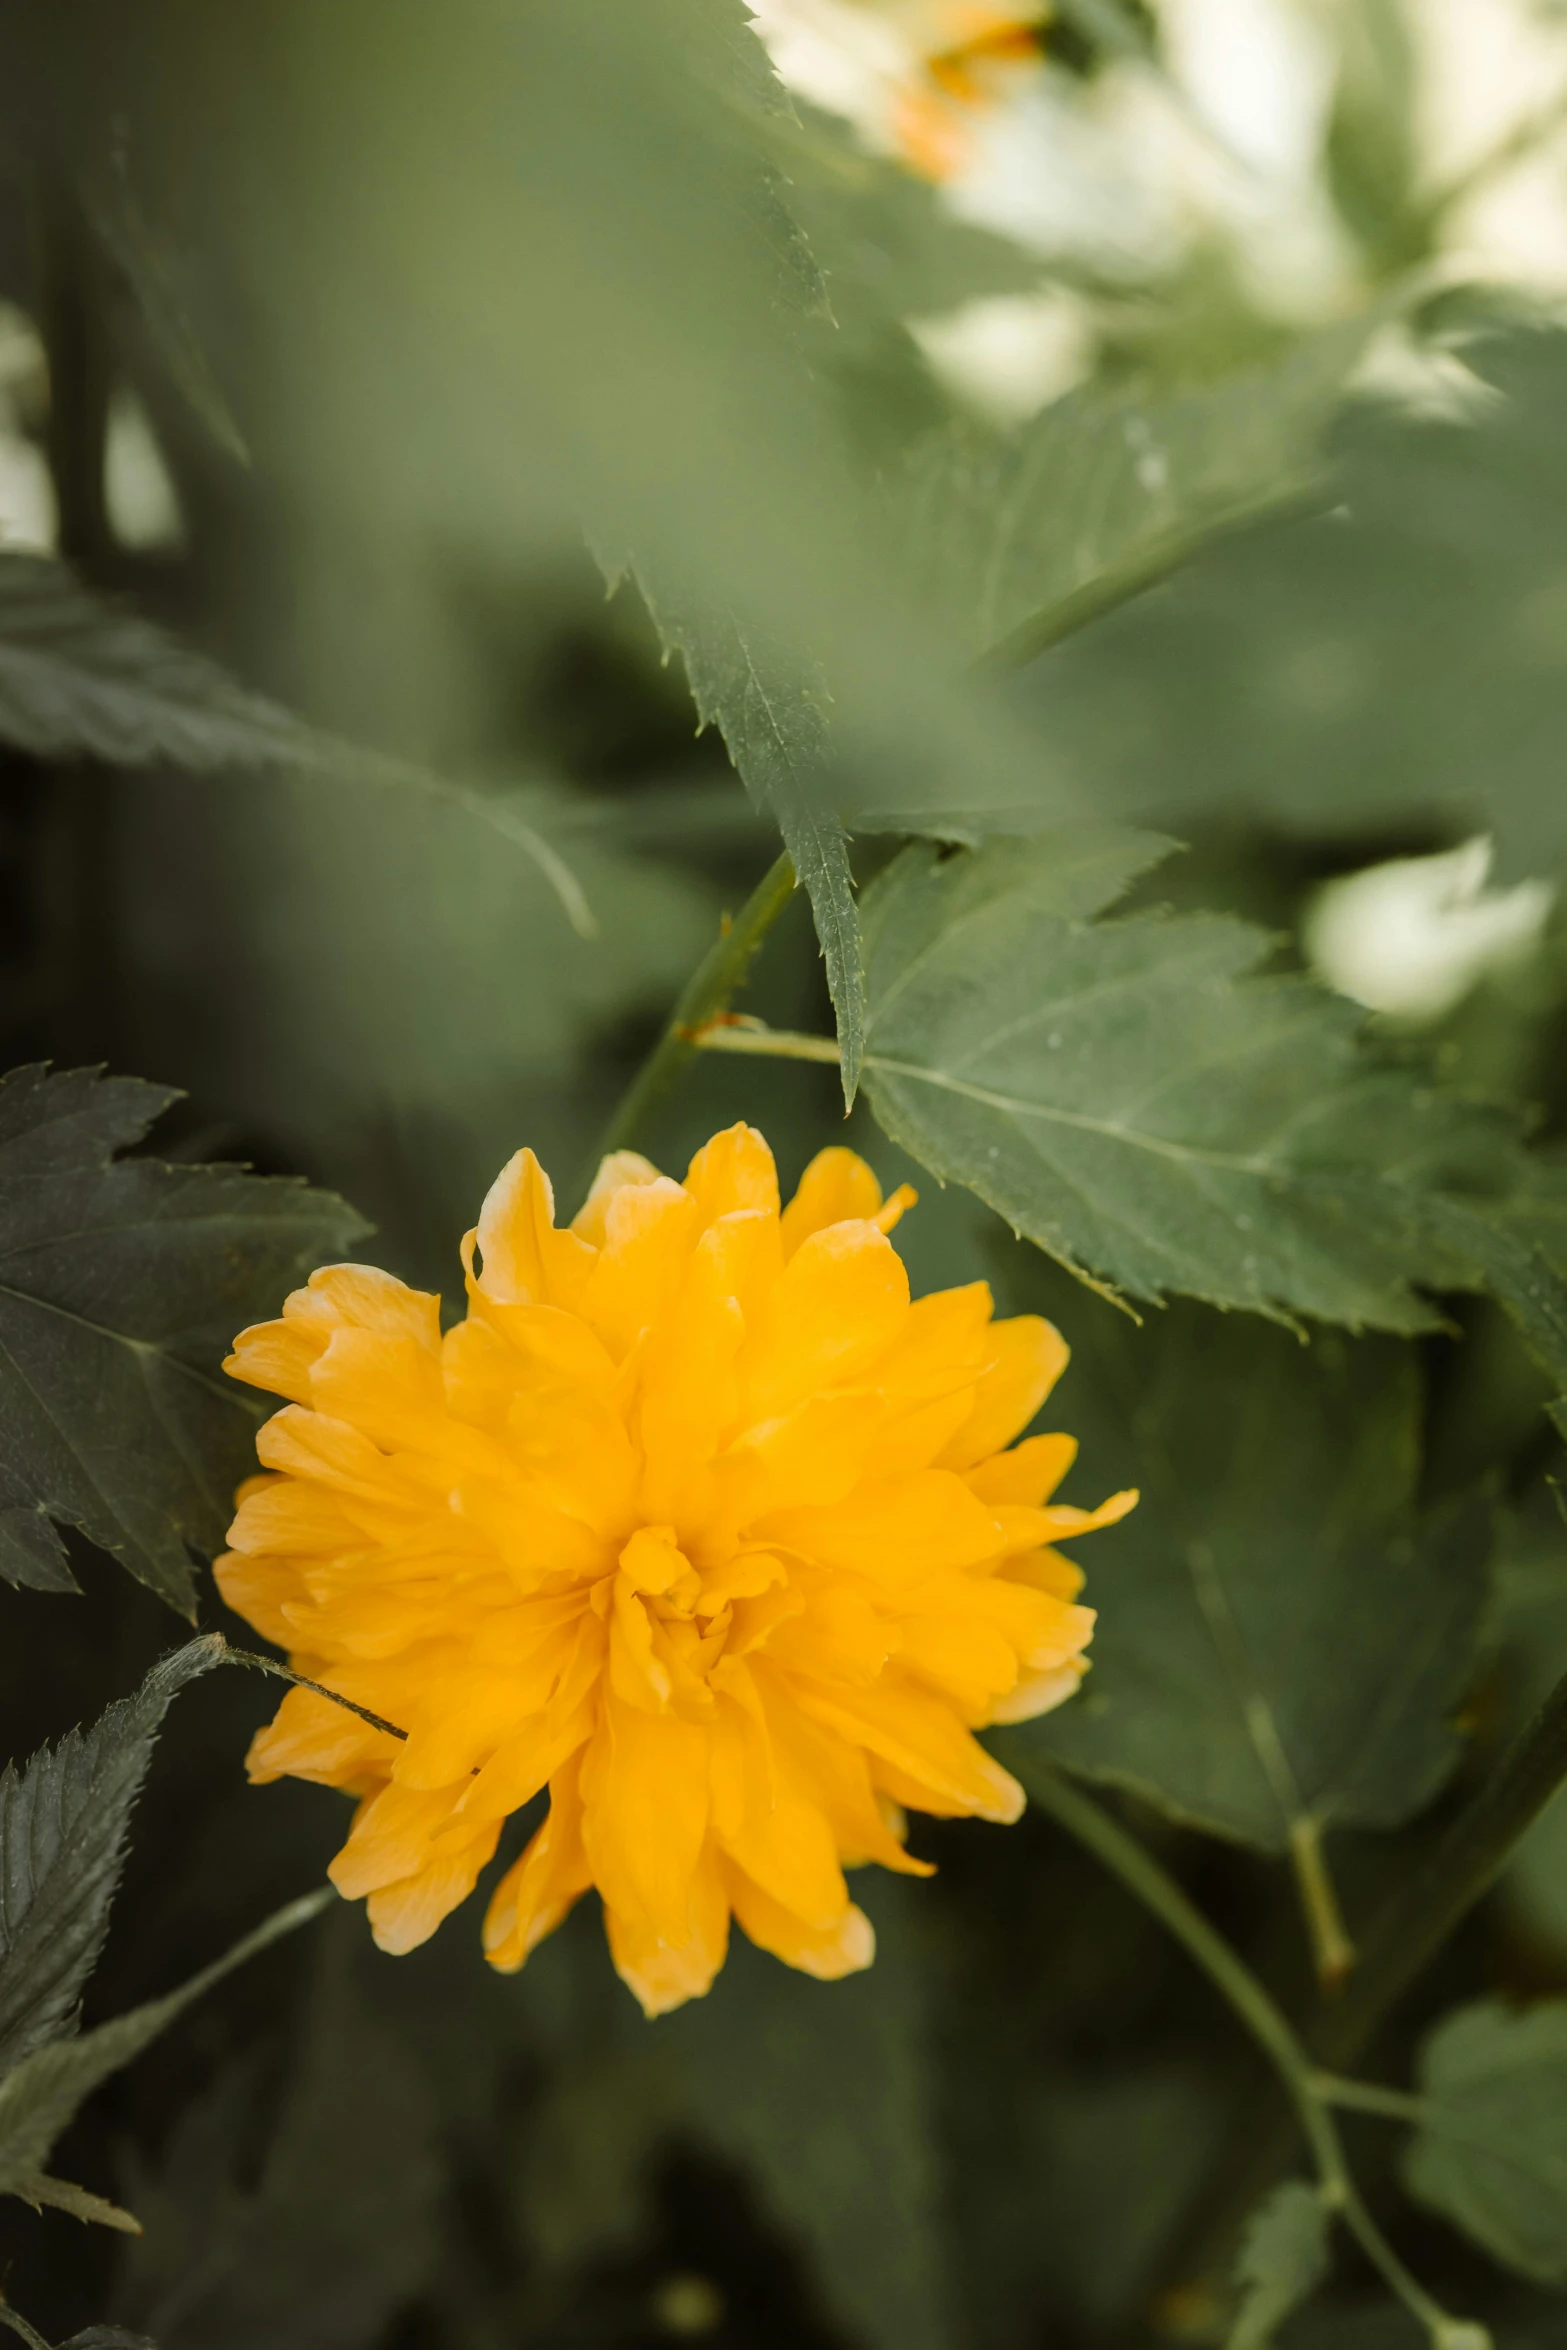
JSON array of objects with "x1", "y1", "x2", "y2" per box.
[
  {"x1": 1006, "y1": 324, "x2": 1567, "y2": 886},
  {"x1": 1228, "y1": 2182, "x2": 1331, "y2": 2350},
  {"x1": 601, "y1": 558, "x2": 866, "y2": 1101},
  {"x1": 0, "y1": 1065, "x2": 364, "y2": 1611},
  {"x1": 859, "y1": 833, "x2": 1524, "y2": 1328},
  {"x1": 0, "y1": 2321, "x2": 154, "y2": 2350},
  {"x1": 0, "y1": 1639, "x2": 223, "y2": 2080},
  {"x1": 0, "y1": 554, "x2": 354, "y2": 774},
  {"x1": 662, "y1": 1880, "x2": 952, "y2": 2350},
  {"x1": 894, "y1": 319, "x2": 1377, "y2": 672},
  {"x1": 0, "y1": 556, "x2": 595, "y2": 932},
  {"x1": 0, "y1": 1889, "x2": 331, "y2": 2221},
  {"x1": 1001, "y1": 1301, "x2": 1490, "y2": 1852},
  {"x1": 1406, "y1": 1998, "x2": 1567, "y2": 2285}
]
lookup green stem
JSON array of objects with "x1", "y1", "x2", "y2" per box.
[
  {"x1": 1023, "y1": 1763, "x2": 1485, "y2": 2348},
  {"x1": 1312, "y1": 2076, "x2": 1427, "y2": 2126},
  {"x1": 692, "y1": 1019, "x2": 839, "y2": 1065},
  {"x1": 589, "y1": 851, "x2": 797, "y2": 1177},
  {"x1": 1290, "y1": 1815, "x2": 1357, "y2": 1991},
  {"x1": 1312, "y1": 1661, "x2": 1567, "y2": 2073}
]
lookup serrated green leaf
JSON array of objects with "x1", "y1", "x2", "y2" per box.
[
  {"x1": 1000, "y1": 1301, "x2": 1490, "y2": 1850},
  {"x1": 0, "y1": 1065, "x2": 364, "y2": 1610},
  {"x1": 894, "y1": 319, "x2": 1376, "y2": 672},
  {"x1": 0, "y1": 554, "x2": 353, "y2": 774},
  {"x1": 0, "y1": 1639, "x2": 223, "y2": 2080},
  {"x1": 1406, "y1": 1999, "x2": 1567, "y2": 2285},
  {"x1": 0, "y1": 1888, "x2": 331, "y2": 2218},
  {"x1": 859, "y1": 834, "x2": 1524, "y2": 1327},
  {"x1": 1228, "y1": 2182, "x2": 1331, "y2": 2350},
  {"x1": 13, "y1": 2173, "x2": 140, "y2": 2233},
  {"x1": 602, "y1": 559, "x2": 866, "y2": 1100},
  {"x1": 0, "y1": 2321, "x2": 154, "y2": 2350}
]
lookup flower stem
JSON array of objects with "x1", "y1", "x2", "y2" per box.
[
  {"x1": 1022, "y1": 1761, "x2": 1487, "y2": 2347},
  {"x1": 1312, "y1": 1660, "x2": 1567, "y2": 2072},
  {"x1": 590, "y1": 851, "x2": 798, "y2": 1173}
]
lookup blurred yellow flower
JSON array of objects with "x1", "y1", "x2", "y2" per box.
[
  {"x1": 751, "y1": 0, "x2": 1049, "y2": 180},
  {"x1": 218, "y1": 1126, "x2": 1131, "y2": 2014}
]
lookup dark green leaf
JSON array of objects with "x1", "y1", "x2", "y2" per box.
[
  {"x1": 860, "y1": 834, "x2": 1523, "y2": 1327},
  {"x1": 0, "y1": 1638, "x2": 223, "y2": 2079},
  {"x1": 1406, "y1": 1998, "x2": 1567, "y2": 2285},
  {"x1": 0, "y1": 1066, "x2": 365, "y2": 1610},
  {"x1": 1228, "y1": 2182, "x2": 1331, "y2": 2349},
  {"x1": 0, "y1": 1889, "x2": 331, "y2": 2219},
  {"x1": 1001, "y1": 1303, "x2": 1490, "y2": 1851}
]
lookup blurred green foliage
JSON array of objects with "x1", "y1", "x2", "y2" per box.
[{"x1": 1, "y1": 2, "x2": 1567, "y2": 2348}]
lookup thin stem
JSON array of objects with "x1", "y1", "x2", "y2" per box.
[
  {"x1": 219, "y1": 1641, "x2": 409, "y2": 1743},
  {"x1": 589, "y1": 851, "x2": 797, "y2": 1176},
  {"x1": 1312, "y1": 2076, "x2": 1427, "y2": 2126},
  {"x1": 1157, "y1": 1663, "x2": 1567, "y2": 2320},
  {"x1": 1312, "y1": 1661, "x2": 1567, "y2": 2073},
  {"x1": 1024, "y1": 1765, "x2": 1336, "y2": 2164},
  {"x1": 692, "y1": 1018, "x2": 840, "y2": 1065},
  {"x1": 1023, "y1": 1762, "x2": 1486, "y2": 2348}
]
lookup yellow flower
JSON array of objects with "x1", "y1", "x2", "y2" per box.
[{"x1": 218, "y1": 1127, "x2": 1133, "y2": 2015}]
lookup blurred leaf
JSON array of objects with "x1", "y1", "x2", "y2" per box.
[
  {"x1": 893, "y1": 318, "x2": 1376, "y2": 672},
  {"x1": 0, "y1": 556, "x2": 595, "y2": 931},
  {"x1": 1406, "y1": 1998, "x2": 1567, "y2": 2284},
  {"x1": 0, "y1": 1888, "x2": 331, "y2": 2225},
  {"x1": 662, "y1": 1881, "x2": 952, "y2": 2350},
  {"x1": 1009, "y1": 324, "x2": 1567, "y2": 882},
  {"x1": 0, "y1": 2316, "x2": 156, "y2": 2350},
  {"x1": 0, "y1": 554, "x2": 353, "y2": 773},
  {"x1": 0, "y1": 1639, "x2": 222, "y2": 2079},
  {"x1": 860, "y1": 834, "x2": 1523, "y2": 1327},
  {"x1": 1228, "y1": 2181, "x2": 1331, "y2": 2349},
  {"x1": 0, "y1": 1067, "x2": 364, "y2": 1609},
  {"x1": 1324, "y1": 0, "x2": 1425, "y2": 277},
  {"x1": 118, "y1": 771, "x2": 720, "y2": 1274},
  {"x1": 1002, "y1": 1304, "x2": 1490, "y2": 1851},
  {"x1": 113, "y1": 1931, "x2": 442, "y2": 2350},
  {"x1": 79, "y1": 154, "x2": 249, "y2": 464}
]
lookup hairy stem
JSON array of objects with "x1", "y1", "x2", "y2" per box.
[
  {"x1": 219, "y1": 1640, "x2": 410, "y2": 1743},
  {"x1": 590, "y1": 850, "x2": 797, "y2": 1175},
  {"x1": 1023, "y1": 1763, "x2": 1486, "y2": 2347}
]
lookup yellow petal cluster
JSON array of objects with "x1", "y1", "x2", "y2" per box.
[{"x1": 218, "y1": 1127, "x2": 1132, "y2": 2014}]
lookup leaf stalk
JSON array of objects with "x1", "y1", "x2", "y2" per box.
[
  {"x1": 1023, "y1": 1763, "x2": 1487, "y2": 2348},
  {"x1": 588, "y1": 849, "x2": 798, "y2": 1175}
]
